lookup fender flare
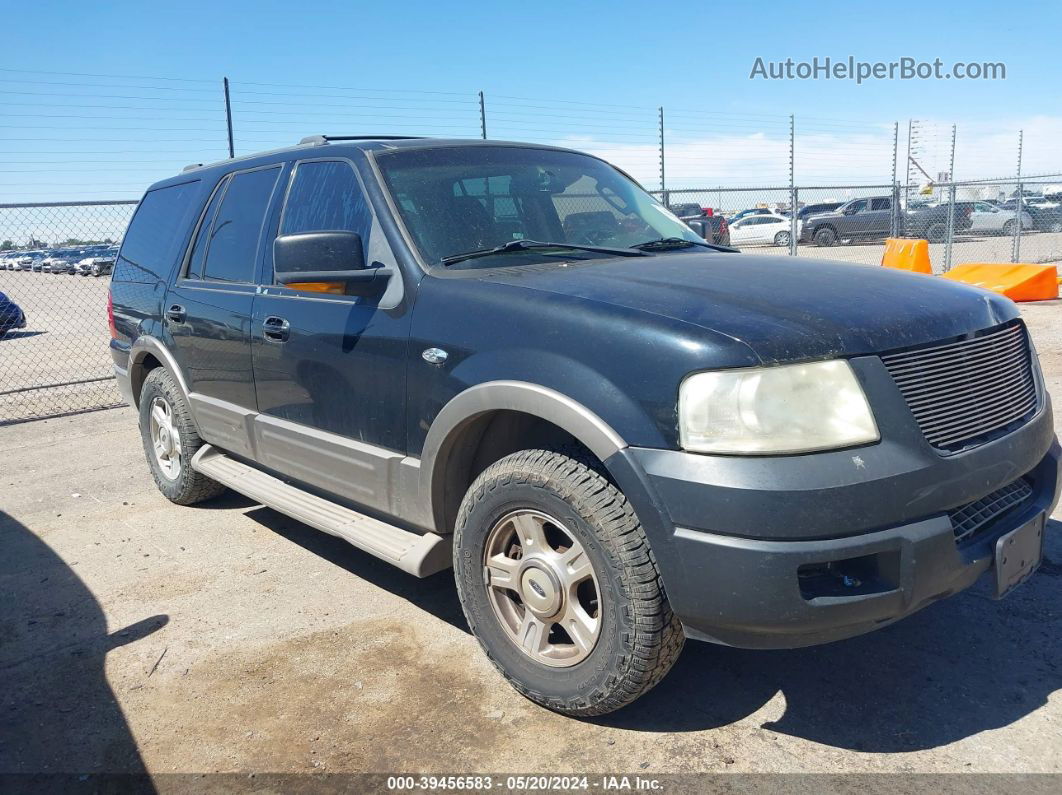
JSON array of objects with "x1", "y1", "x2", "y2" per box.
[
  {"x1": 126, "y1": 337, "x2": 198, "y2": 429},
  {"x1": 418, "y1": 380, "x2": 628, "y2": 532}
]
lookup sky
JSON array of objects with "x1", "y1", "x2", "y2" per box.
[{"x1": 0, "y1": 0, "x2": 1060, "y2": 225}]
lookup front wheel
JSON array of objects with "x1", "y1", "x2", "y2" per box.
[
  {"x1": 813, "y1": 227, "x2": 837, "y2": 247},
  {"x1": 925, "y1": 222, "x2": 947, "y2": 243},
  {"x1": 454, "y1": 450, "x2": 684, "y2": 716}
]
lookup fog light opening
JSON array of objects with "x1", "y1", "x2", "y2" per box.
[{"x1": 798, "y1": 551, "x2": 900, "y2": 601}]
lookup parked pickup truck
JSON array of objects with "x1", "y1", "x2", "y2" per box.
[
  {"x1": 110, "y1": 136, "x2": 1058, "y2": 717},
  {"x1": 668, "y1": 202, "x2": 731, "y2": 247},
  {"x1": 801, "y1": 195, "x2": 973, "y2": 246}
]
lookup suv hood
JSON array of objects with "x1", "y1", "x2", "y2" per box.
[{"x1": 478, "y1": 251, "x2": 1019, "y2": 363}]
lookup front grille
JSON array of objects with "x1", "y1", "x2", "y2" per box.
[
  {"x1": 949, "y1": 478, "x2": 1033, "y2": 543},
  {"x1": 882, "y1": 323, "x2": 1038, "y2": 451}
]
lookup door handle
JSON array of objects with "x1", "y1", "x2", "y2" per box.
[
  {"x1": 165, "y1": 304, "x2": 186, "y2": 323},
  {"x1": 263, "y1": 315, "x2": 290, "y2": 342}
]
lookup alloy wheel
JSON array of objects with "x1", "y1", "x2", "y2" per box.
[
  {"x1": 149, "y1": 396, "x2": 182, "y2": 480},
  {"x1": 483, "y1": 509, "x2": 601, "y2": 667}
]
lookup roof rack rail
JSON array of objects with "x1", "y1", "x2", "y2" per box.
[
  {"x1": 182, "y1": 163, "x2": 204, "y2": 172},
  {"x1": 298, "y1": 135, "x2": 425, "y2": 146}
]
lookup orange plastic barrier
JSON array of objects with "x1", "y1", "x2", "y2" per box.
[
  {"x1": 940, "y1": 263, "x2": 1059, "y2": 302},
  {"x1": 881, "y1": 238, "x2": 932, "y2": 274}
]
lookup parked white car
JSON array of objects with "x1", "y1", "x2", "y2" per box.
[
  {"x1": 728, "y1": 213, "x2": 801, "y2": 247},
  {"x1": 968, "y1": 202, "x2": 1033, "y2": 235}
]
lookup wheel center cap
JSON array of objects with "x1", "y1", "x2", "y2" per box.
[
  {"x1": 158, "y1": 427, "x2": 171, "y2": 452},
  {"x1": 520, "y1": 565, "x2": 561, "y2": 617}
]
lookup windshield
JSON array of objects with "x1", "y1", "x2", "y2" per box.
[{"x1": 374, "y1": 145, "x2": 701, "y2": 269}]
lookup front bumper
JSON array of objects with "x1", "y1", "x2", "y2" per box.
[{"x1": 605, "y1": 399, "x2": 1059, "y2": 649}]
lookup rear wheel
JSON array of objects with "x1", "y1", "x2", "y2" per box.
[
  {"x1": 454, "y1": 449, "x2": 684, "y2": 716},
  {"x1": 138, "y1": 368, "x2": 226, "y2": 505},
  {"x1": 773, "y1": 230, "x2": 791, "y2": 247},
  {"x1": 813, "y1": 226, "x2": 837, "y2": 247},
  {"x1": 1002, "y1": 219, "x2": 1018, "y2": 237}
]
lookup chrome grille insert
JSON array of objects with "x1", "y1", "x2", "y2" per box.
[
  {"x1": 882, "y1": 323, "x2": 1037, "y2": 451},
  {"x1": 949, "y1": 479, "x2": 1033, "y2": 543}
]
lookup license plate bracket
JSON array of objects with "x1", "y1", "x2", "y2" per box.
[{"x1": 994, "y1": 514, "x2": 1045, "y2": 599}]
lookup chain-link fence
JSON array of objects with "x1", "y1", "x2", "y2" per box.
[
  {"x1": 656, "y1": 174, "x2": 1062, "y2": 272},
  {"x1": 0, "y1": 201, "x2": 136, "y2": 423}
]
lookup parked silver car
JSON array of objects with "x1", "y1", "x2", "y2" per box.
[{"x1": 968, "y1": 202, "x2": 1033, "y2": 235}]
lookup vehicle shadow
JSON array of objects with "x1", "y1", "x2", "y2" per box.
[
  {"x1": 242, "y1": 505, "x2": 469, "y2": 633},
  {"x1": 0, "y1": 509, "x2": 166, "y2": 776},
  {"x1": 0, "y1": 331, "x2": 45, "y2": 341},
  {"x1": 597, "y1": 519, "x2": 1062, "y2": 752}
]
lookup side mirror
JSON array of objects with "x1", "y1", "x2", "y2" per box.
[{"x1": 274, "y1": 231, "x2": 388, "y2": 288}]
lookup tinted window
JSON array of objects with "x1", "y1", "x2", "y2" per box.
[
  {"x1": 116, "y1": 180, "x2": 201, "y2": 281},
  {"x1": 281, "y1": 160, "x2": 372, "y2": 240},
  {"x1": 846, "y1": 199, "x2": 868, "y2": 213},
  {"x1": 185, "y1": 176, "x2": 229, "y2": 279},
  {"x1": 203, "y1": 167, "x2": 280, "y2": 283},
  {"x1": 871, "y1": 197, "x2": 891, "y2": 210}
]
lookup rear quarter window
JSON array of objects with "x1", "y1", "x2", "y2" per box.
[{"x1": 114, "y1": 180, "x2": 202, "y2": 283}]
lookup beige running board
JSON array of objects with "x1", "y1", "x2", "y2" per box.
[{"x1": 191, "y1": 445, "x2": 451, "y2": 577}]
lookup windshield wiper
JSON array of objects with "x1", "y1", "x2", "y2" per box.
[
  {"x1": 631, "y1": 237, "x2": 737, "y2": 253},
  {"x1": 440, "y1": 239, "x2": 650, "y2": 266}
]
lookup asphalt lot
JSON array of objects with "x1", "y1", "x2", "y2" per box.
[
  {"x1": 745, "y1": 228, "x2": 1062, "y2": 270},
  {"x1": 2, "y1": 295, "x2": 1061, "y2": 777},
  {"x1": 0, "y1": 270, "x2": 119, "y2": 422}
]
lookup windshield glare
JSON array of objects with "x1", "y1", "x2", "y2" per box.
[{"x1": 375, "y1": 146, "x2": 701, "y2": 268}]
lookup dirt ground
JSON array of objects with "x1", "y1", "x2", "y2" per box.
[{"x1": 2, "y1": 303, "x2": 1061, "y2": 780}]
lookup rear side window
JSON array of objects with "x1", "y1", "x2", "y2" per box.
[
  {"x1": 115, "y1": 180, "x2": 200, "y2": 282},
  {"x1": 185, "y1": 176, "x2": 229, "y2": 280},
  {"x1": 203, "y1": 167, "x2": 281, "y2": 283}
]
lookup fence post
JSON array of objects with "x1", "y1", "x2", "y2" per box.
[
  {"x1": 478, "y1": 91, "x2": 487, "y2": 140},
  {"x1": 944, "y1": 183, "x2": 956, "y2": 272},
  {"x1": 658, "y1": 106, "x2": 666, "y2": 194},
  {"x1": 789, "y1": 114, "x2": 797, "y2": 255},
  {"x1": 223, "y1": 77, "x2": 235, "y2": 158},
  {"x1": 891, "y1": 182, "x2": 901, "y2": 237},
  {"x1": 890, "y1": 122, "x2": 900, "y2": 237},
  {"x1": 1012, "y1": 130, "x2": 1024, "y2": 263},
  {"x1": 789, "y1": 187, "x2": 798, "y2": 255}
]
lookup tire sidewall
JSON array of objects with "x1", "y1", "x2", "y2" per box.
[
  {"x1": 138, "y1": 370, "x2": 196, "y2": 501},
  {"x1": 455, "y1": 476, "x2": 636, "y2": 708}
]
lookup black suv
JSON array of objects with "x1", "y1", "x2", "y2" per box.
[{"x1": 110, "y1": 136, "x2": 1059, "y2": 716}]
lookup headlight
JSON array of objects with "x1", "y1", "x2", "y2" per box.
[{"x1": 678, "y1": 360, "x2": 879, "y2": 454}]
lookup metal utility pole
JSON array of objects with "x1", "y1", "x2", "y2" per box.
[
  {"x1": 943, "y1": 124, "x2": 957, "y2": 272},
  {"x1": 478, "y1": 91, "x2": 487, "y2": 140},
  {"x1": 658, "y1": 106, "x2": 666, "y2": 201},
  {"x1": 1013, "y1": 129, "x2": 1024, "y2": 263},
  {"x1": 223, "y1": 77, "x2": 235, "y2": 158},
  {"x1": 789, "y1": 114, "x2": 797, "y2": 255}
]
